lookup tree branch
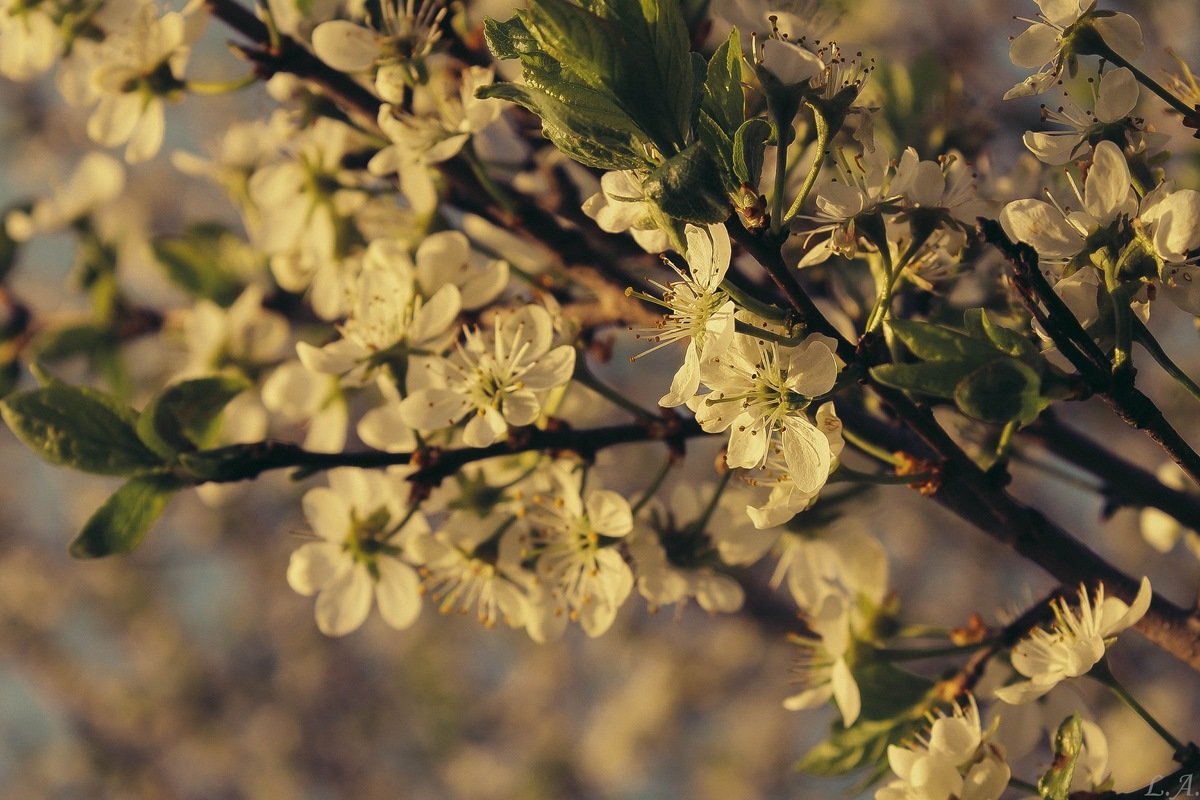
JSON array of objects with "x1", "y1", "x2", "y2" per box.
[
  {"x1": 979, "y1": 218, "x2": 1200, "y2": 488},
  {"x1": 1026, "y1": 411, "x2": 1200, "y2": 534}
]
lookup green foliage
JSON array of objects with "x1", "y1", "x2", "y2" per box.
[
  {"x1": 643, "y1": 141, "x2": 729, "y2": 224},
  {"x1": 483, "y1": 0, "x2": 732, "y2": 221},
  {"x1": 871, "y1": 311, "x2": 1050, "y2": 426},
  {"x1": 798, "y1": 658, "x2": 934, "y2": 781},
  {"x1": 69, "y1": 474, "x2": 184, "y2": 558},
  {"x1": 1038, "y1": 714, "x2": 1084, "y2": 800},
  {"x1": 152, "y1": 223, "x2": 256, "y2": 307},
  {"x1": 136, "y1": 374, "x2": 252, "y2": 460},
  {"x1": 733, "y1": 118, "x2": 772, "y2": 187},
  {"x1": 1, "y1": 383, "x2": 163, "y2": 476}
]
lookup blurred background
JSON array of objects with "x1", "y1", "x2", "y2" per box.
[{"x1": 1, "y1": 0, "x2": 1199, "y2": 797}]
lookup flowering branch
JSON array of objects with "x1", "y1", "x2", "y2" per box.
[{"x1": 980, "y1": 218, "x2": 1200, "y2": 488}]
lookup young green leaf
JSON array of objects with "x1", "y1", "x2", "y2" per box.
[
  {"x1": 702, "y1": 29, "x2": 745, "y2": 138},
  {"x1": 980, "y1": 310, "x2": 1039, "y2": 360},
  {"x1": 1, "y1": 384, "x2": 163, "y2": 475},
  {"x1": 954, "y1": 359, "x2": 1043, "y2": 425},
  {"x1": 136, "y1": 374, "x2": 252, "y2": 459},
  {"x1": 888, "y1": 319, "x2": 997, "y2": 364},
  {"x1": 733, "y1": 118, "x2": 773, "y2": 186},
  {"x1": 152, "y1": 223, "x2": 255, "y2": 307},
  {"x1": 69, "y1": 474, "x2": 184, "y2": 558},
  {"x1": 643, "y1": 140, "x2": 730, "y2": 224},
  {"x1": 870, "y1": 361, "x2": 976, "y2": 400}
]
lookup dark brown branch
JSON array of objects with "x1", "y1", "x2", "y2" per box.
[
  {"x1": 732, "y1": 231, "x2": 1200, "y2": 671},
  {"x1": 188, "y1": 416, "x2": 704, "y2": 486},
  {"x1": 979, "y1": 218, "x2": 1200, "y2": 488},
  {"x1": 1026, "y1": 411, "x2": 1200, "y2": 534}
]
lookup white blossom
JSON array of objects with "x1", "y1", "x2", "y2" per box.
[
  {"x1": 400, "y1": 305, "x2": 575, "y2": 447},
  {"x1": 286, "y1": 468, "x2": 428, "y2": 636},
  {"x1": 995, "y1": 577, "x2": 1151, "y2": 704}
]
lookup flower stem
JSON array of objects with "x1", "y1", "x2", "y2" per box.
[
  {"x1": 1008, "y1": 777, "x2": 1039, "y2": 794},
  {"x1": 694, "y1": 469, "x2": 734, "y2": 532},
  {"x1": 572, "y1": 354, "x2": 659, "y2": 421},
  {"x1": 769, "y1": 121, "x2": 793, "y2": 237},
  {"x1": 464, "y1": 141, "x2": 517, "y2": 217},
  {"x1": 842, "y1": 427, "x2": 904, "y2": 467},
  {"x1": 720, "y1": 279, "x2": 791, "y2": 323},
  {"x1": 1104, "y1": 50, "x2": 1196, "y2": 118},
  {"x1": 1133, "y1": 318, "x2": 1200, "y2": 405},
  {"x1": 1092, "y1": 659, "x2": 1187, "y2": 754},
  {"x1": 631, "y1": 456, "x2": 674, "y2": 515},
  {"x1": 783, "y1": 104, "x2": 830, "y2": 226},
  {"x1": 734, "y1": 319, "x2": 807, "y2": 346}
]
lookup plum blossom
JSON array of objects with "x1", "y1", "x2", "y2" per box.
[
  {"x1": 286, "y1": 468, "x2": 428, "y2": 636},
  {"x1": 876, "y1": 696, "x2": 1009, "y2": 800},
  {"x1": 400, "y1": 305, "x2": 575, "y2": 447},
  {"x1": 296, "y1": 238, "x2": 462, "y2": 384},
  {"x1": 1004, "y1": 0, "x2": 1143, "y2": 100},
  {"x1": 995, "y1": 577, "x2": 1151, "y2": 704},
  {"x1": 581, "y1": 170, "x2": 671, "y2": 253},
  {"x1": 407, "y1": 512, "x2": 531, "y2": 629},
  {"x1": 374, "y1": 66, "x2": 501, "y2": 165},
  {"x1": 85, "y1": 1, "x2": 207, "y2": 163},
  {"x1": 631, "y1": 223, "x2": 736, "y2": 408},
  {"x1": 689, "y1": 333, "x2": 840, "y2": 492},
  {"x1": 310, "y1": 0, "x2": 447, "y2": 104},
  {"x1": 522, "y1": 471, "x2": 635, "y2": 639},
  {"x1": 1023, "y1": 67, "x2": 1140, "y2": 164}
]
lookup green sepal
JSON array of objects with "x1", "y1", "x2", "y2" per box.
[
  {"x1": 69, "y1": 473, "x2": 184, "y2": 558},
  {"x1": 954, "y1": 359, "x2": 1044, "y2": 425},
  {"x1": 1037, "y1": 714, "x2": 1084, "y2": 800},
  {"x1": 0, "y1": 383, "x2": 163, "y2": 475},
  {"x1": 136, "y1": 374, "x2": 252, "y2": 459},
  {"x1": 643, "y1": 140, "x2": 730, "y2": 224}
]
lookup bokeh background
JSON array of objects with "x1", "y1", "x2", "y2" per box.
[{"x1": 1, "y1": 0, "x2": 1199, "y2": 797}]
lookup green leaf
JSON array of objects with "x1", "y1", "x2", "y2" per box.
[
  {"x1": 33, "y1": 323, "x2": 115, "y2": 361},
  {"x1": 643, "y1": 140, "x2": 730, "y2": 224},
  {"x1": 954, "y1": 359, "x2": 1043, "y2": 425},
  {"x1": 702, "y1": 29, "x2": 745, "y2": 137},
  {"x1": 979, "y1": 310, "x2": 1039, "y2": 360},
  {"x1": 854, "y1": 660, "x2": 935, "y2": 721},
  {"x1": 483, "y1": 13, "x2": 537, "y2": 60},
  {"x1": 524, "y1": 0, "x2": 629, "y2": 97},
  {"x1": 69, "y1": 474, "x2": 183, "y2": 558},
  {"x1": 733, "y1": 118, "x2": 773, "y2": 186},
  {"x1": 888, "y1": 319, "x2": 997, "y2": 364},
  {"x1": 1038, "y1": 714, "x2": 1084, "y2": 800},
  {"x1": 1, "y1": 384, "x2": 163, "y2": 475},
  {"x1": 478, "y1": 81, "x2": 647, "y2": 170},
  {"x1": 136, "y1": 374, "x2": 252, "y2": 459},
  {"x1": 152, "y1": 223, "x2": 252, "y2": 307},
  {"x1": 870, "y1": 362, "x2": 975, "y2": 400}
]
